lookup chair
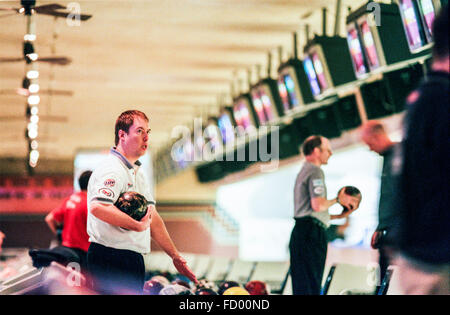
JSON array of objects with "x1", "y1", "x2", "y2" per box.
[
  {"x1": 248, "y1": 261, "x2": 290, "y2": 294},
  {"x1": 191, "y1": 254, "x2": 212, "y2": 280},
  {"x1": 385, "y1": 266, "x2": 403, "y2": 295},
  {"x1": 321, "y1": 265, "x2": 337, "y2": 295},
  {"x1": 224, "y1": 259, "x2": 257, "y2": 284},
  {"x1": 282, "y1": 272, "x2": 292, "y2": 295},
  {"x1": 204, "y1": 256, "x2": 233, "y2": 283},
  {"x1": 323, "y1": 263, "x2": 378, "y2": 295}
]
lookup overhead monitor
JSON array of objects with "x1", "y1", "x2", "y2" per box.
[
  {"x1": 277, "y1": 76, "x2": 291, "y2": 113},
  {"x1": 347, "y1": 23, "x2": 369, "y2": 78},
  {"x1": 311, "y1": 50, "x2": 330, "y2": 93},
  {"x1": 303, "y1": 56, "x2": 321, "y2": 97},
  {"x1": 204, "y1": 118, "x2": 223, "y2": 154},
  {"x1": 233, "y1": 94, "x2": 258, "y2": 136},
  {"x1": 398, "y1": 0, "x2": 427, "y2": 51},
  {"x1": 217, "y1": 108, "x2": 236, "y2": 146},
  {"x1": 277, "y1": 59, "x2": 315, "y2": 114},
  {"x1": 250, "y1": 79, "x2": 283, "y2": 125},
  {"x1": 357, "y1": 15, "x2": 385, "y2": 71},
  {"x1": 347, "y1": 1, "x2": 431, "y2": 69},
  {"x1": 250, "y1": 88, "x2": 268, "y2": 125},
  {"x1": 417, "y1": 0, "x2": 440, "y2": 42},
  {"x1": 277, "y1": 70, "x2": 302, "y2": 111},
  {"x1": 303, "y1": 35, "x2": 357, "y2": 98}
]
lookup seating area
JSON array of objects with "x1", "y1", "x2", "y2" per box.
[
  {"x1": 143, "y1": 251, "x2": 400, "y2": 295},
  {"x1": 0, "y1": 247, "x2": 404, "y2": 295}
]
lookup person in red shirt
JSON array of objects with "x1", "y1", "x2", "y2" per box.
[{"x1": 45, "y1": 171, "x2": 92, "y2": 272}]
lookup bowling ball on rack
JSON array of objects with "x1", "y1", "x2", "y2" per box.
[
  {"x1": 223, "y1": 286, "x2": 250, "y2": 295},
  {"x1": 218, "y1": 280, "x2": 240, "y2": 295},
  {"x1": 195, "y1": 288, "x2": 218, "y2": 295},
  {"x1": 143, "y1": 279, "x2": 165, "y2": 295},
  {"x1": 245, "y1": 280, "x2": 270, "y2": 295},
  {"x1": 159, "y1": 283, "x2": 193, "y2": 295}
]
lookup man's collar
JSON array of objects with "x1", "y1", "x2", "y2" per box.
[{"x1": 110, "y1": 147, "x2": 142, "y2": 169}]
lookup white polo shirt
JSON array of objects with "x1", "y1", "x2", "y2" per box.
[{"x1": 87, "y1": 148, "x2": 155, "y2": 254}]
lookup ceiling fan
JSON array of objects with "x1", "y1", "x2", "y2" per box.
[
  {"x1": 0, "y1": 56, "x2": 72, "y2": 65},
  {"x1": 0, "y1": 88, "x2": 74, "y2": 97},
  {"x1": 0, "y1": 1, "x2": 92, "y2": 21},
  {"x1": 0, "y1": 115, "x2": 68, "y2": 122}
]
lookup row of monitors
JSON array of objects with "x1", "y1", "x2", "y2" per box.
[
  {"x1": 155, "y1": 60, "x2": 425, "y2": 180},
  {"x1": 156, "y1": 0, "x2": 444, "y2": 179},
  {"x1": 347, "y1": 0, "x2": 443, "y2": 79},
  {"x1": 216, "y1": 0, "x2": 442, "y2": 141},
  {"x1": 196, "y1": 60, "x2": 426, "y2": 183}
]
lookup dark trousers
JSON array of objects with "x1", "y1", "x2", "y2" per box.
[
  {"x1": 87, "y1": 242, "x2": 145, "y2": 295},
  {"x1": 289, "y1": 217, "x2": 328, "y2": 295}
]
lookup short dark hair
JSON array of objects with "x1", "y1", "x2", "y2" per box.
[
  {"x1": 78, "y1": 170, "x2": 92, "y2": 190},
  {"x1": 302, "y1": 135, "x2": 323, "y2": 156},
  {"x1": 115, "y1": 110, "x2": 149, "y2": 146},
  {"x1": 432, "y1": 4, "x2": 448, "y2": 60}
]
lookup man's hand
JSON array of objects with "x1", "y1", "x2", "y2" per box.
[
  {"x1": 370, "y1": 230, "x2": 387, "y2": 249},
  {"x1": 172, "y1": 255, "x2": 198, "y2": 284},
  {"x1": 132, "y1": 206, "x2": 152, "y2": 232},
  {"x1": 337, "y1": 187, "x2": 362, "y2": 213}
]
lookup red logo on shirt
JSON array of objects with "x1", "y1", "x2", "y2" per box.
[
  {"x1": 99, "y1": 188, "x2": 114, "y2": 198},
  {"x1": 104, "y1": 179, "x2": 115, "y2": 187}
]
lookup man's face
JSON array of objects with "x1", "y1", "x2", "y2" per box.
[
  {"x1": 318, "y1": 138, "x2": 332, "y2": 165},
  {"x1": 120, "y1": 116, "x2": 150, "y2": 158},
  {"x1": 361, "y1": 133, "x2": 382, "y2": 154}
]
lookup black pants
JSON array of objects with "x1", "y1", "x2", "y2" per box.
[
  {"x1": 87, "y1": 242, "x2": 145, "y2": 295},
  {"x1": 289, "y1": 217, "x2": 328, "y2": 295}
]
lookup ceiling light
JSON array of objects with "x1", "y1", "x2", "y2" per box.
[
  {"x1": 30, "y1": 106, "x2": 38, "y2": 115},
  {"x1": 27, "y1": 121, "x2": 38, "y2": 131},
  {"x1": 26, "y1": 70, "x2": 39, "y2": 79},
  {"x1": 28, "y1": 128, "x2": 38, "y2": 139},
  {"x1": 24, "y1": 34, "x2": 36, "y2": 41},
  {"x1": 27, "y1": 94, "x2": 40, "y2": 105},
  {"x1": 30, "y1": 149, "x2": 39, "y2": 161},
  {"x1": 30, "y1": 140, "x2": 38, "y2": 150},
  {"x1": 28, "y1": 83, "x2": 39, "y2": 93},
  {"x1": 30, "y1": 114, "x2": 39, "y2": 124},
  {"x1": 26, "y1": 53, "x2": 38, "y2": 63}
]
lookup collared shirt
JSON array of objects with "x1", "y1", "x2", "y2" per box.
[
  {"x1": 293, "y1": 161, "x2": 330, "y2": 227},
  {"x1": 87, "y1": 148, "x2": 155, "y2": 254}
]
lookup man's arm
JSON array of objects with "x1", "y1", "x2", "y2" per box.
[
  {"x1": 149, "y1": 206, "x2": 198, "y2": 283},
  {"x1": 311, "y1": 197, "x2": 338, "y2": 213},
  {"x1": 90, "y1": 202, "x2": 150, "y2": 232},
  {"x1": 149, "y1": 206, "x2": 179, "y2": 258},
  {"x1": 45, "y1": 212, "x2": 62, "y2": 234}
]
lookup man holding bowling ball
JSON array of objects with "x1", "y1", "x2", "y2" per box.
[
  {"x1": 87, "y1": 110, "x2": 197, "y2": 294},
  {"x1": 290, "y1": 135, "x2": 361, "y2": 295}
]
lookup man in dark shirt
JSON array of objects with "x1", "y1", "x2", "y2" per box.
[
  {"x1": 361, "y1": 121, "x2": 400, "y2": 289},
  {"x1": 394, "y1": 5, "x2": 449, "y2": 294}
]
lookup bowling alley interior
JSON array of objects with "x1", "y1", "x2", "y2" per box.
[{"x1": 0, "y1": 0, "x2": 448, "y2": 296}]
